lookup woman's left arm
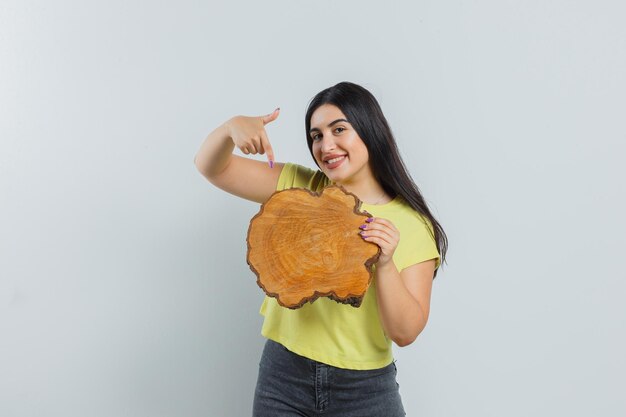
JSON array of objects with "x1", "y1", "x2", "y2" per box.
[{"x1": 360, "y1": 217, "x2": 437, "y2": 347}]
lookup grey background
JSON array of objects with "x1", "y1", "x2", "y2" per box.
[{"x1": 1, "y1": 0, "x2": 624, "y2": 416}]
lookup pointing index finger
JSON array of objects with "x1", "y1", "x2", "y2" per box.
[{"x1": 260, "y1": 131, "x2": 275, "y2": 168}]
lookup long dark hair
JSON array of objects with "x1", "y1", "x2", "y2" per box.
[{"x1": 304, "y1": 81, "x2": 448, "y2": 278}]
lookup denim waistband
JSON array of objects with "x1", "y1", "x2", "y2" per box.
[{"x1": 253, "y1": 338, "x2": 406, "y2": 416}]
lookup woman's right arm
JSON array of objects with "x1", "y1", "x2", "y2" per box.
[{"x1": 194, "y1": 108, "x2": 284, "y2": 204}]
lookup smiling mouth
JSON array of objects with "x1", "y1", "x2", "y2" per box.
[
  {"x1": 325, "y1": 156, "x2": 346, "y2": 164},
  {"x1": 323, "y1": 155, "x2": 347, "y2": 170}
]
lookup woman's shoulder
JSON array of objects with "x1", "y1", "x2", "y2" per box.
[
  {"x1": 388, "y1": 196, "x2": 434, "y2": 234},
  {"x1": 277, "y1": 162, "x2": 330, "y2": 191}
]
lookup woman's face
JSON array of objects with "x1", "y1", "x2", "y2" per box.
[{"x1": 309, "y1": 104, "x2": 373, "y2": 185}]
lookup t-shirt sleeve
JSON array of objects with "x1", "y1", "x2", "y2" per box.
[
  {"x1": 276, "y1": 162, "x2": 327, "y2": 191},
  {"x1": 395, "y1": 215, "x2": 441, "y2": 273}
]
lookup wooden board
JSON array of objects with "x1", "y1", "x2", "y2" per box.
[{"x1": 246, "y1": 185, "x2": 381, "y2": 309}]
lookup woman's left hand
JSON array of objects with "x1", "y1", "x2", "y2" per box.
[{"x1": 359, "y1": 217, "x2": 400, "y2": 267}]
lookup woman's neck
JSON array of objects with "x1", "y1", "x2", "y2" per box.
[{"x1": 334, "y1": 178, "x2": 390, "y2": 205}]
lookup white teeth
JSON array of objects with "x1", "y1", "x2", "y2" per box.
[{"x1": 326, "y1": 156, "x2": 345, "y2": 164}]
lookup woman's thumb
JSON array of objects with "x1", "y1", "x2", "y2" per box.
[{"x1": 262, "y1": 107, "x2": 280, "y2": 125}]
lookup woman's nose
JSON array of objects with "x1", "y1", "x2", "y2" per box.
[{"x1": 320, "y1": 134, "x2": 336, "y2": 152}]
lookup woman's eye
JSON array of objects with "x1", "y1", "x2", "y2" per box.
[
  {"x1": 335, "y1": 127, "x2": 345, "y2": 133},
  {"x1": 312, "y1": 134, "x2": 321, "y2": 141}
]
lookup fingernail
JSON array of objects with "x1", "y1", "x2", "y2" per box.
[
  {"x1": 269, "y1": 160, "x2": 274, "y2": 168},
  {"x1": 359, "y1": 224, "x2": 367, "y2": 230},
  {"x1": 366, "y1": 217, "x2": 374, "y2": 223}
]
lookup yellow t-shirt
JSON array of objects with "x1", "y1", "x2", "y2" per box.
[{"x1": 259, "y1": 162, "x2": 441, "y2": 370}]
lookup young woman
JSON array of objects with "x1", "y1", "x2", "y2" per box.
[{"x1": 194, "y1": 81, "x2": 448, "y2": 416}]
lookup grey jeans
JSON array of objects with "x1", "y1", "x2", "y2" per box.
[{"x1": 252, "y1": 338, "x2": 406, "y2": 417}]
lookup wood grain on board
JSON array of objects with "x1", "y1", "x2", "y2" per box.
[{"x1": 247, "y1": 185, "x2": 380, "y2": 309}]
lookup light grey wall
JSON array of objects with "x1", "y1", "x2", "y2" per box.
[{"x1": 1, "y1": 1, "x2": 624, "y2": 416}]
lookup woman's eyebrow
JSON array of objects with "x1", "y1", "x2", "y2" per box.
[{"x1": 309, "y1": 118, "x2": 349, "y2": 133}]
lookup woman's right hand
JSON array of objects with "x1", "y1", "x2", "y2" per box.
[{"x1": 226, "y1": 108, "x2": 280, "y2": 167}]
